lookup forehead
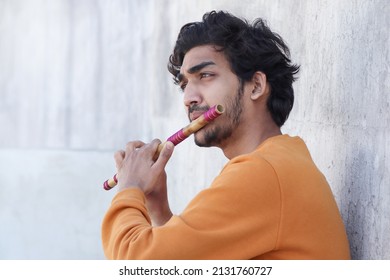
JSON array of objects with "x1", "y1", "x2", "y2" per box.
[{"x1": 181, "y1": 45, "x2": 231, "y2": 74}]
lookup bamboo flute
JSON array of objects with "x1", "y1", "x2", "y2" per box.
[{"x1": 103, "y1": 104, "x2": 224, "y2": 190}]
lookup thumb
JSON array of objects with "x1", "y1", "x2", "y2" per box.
[{"x1": 154, "y1": 141, "x2": 174, "y2": 169}]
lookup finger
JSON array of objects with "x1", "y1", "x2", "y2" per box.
[
  {"x1": 114, "y1": 150, "x2": 125, "y2": 168},
  {"x1": 153, "y1": 141, "x2": 174, "y2": 170},
  {"x1": 150, "y1": 139, "x2": 162, "y2": 154},
  {"x1": 125, "y1": 140, "x2": 145, "y2": 152},
  {"x1": 140, "y1": 139, "x2": 162, "y2": 161}
]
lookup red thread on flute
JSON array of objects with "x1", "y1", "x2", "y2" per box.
[
  {"x1": 204, "y1": 105, "x2": 219, "y2": 122},
  {"x1": 167, "y1": 129, "x2": 187, "y2": 145}
]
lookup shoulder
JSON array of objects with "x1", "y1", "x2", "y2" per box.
[
  {"x1": 212, "y1": 135, "x2": 308, "y2": 190},
  {"x1": 212, "y1": 149, "x2": 280, "y2": 193}
]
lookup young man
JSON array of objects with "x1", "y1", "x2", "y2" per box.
[{"x1": 102, "y1": 11, "x2": 350, "y2": 259}]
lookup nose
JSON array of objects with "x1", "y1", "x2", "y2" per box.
[{"x1": 183, "y1": 83, "x2": 202, "y2": 107}]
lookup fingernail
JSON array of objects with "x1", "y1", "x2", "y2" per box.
[{"x1": 165, "y1": 141, "x2": 174, "y2": 150}]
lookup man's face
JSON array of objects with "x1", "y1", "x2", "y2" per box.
[{"x1": 178, "y1": 45, "x2": 245, "y2": 148}]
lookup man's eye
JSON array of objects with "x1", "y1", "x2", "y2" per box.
[
  {"x1": 200, "y1": 73, "x2": 213, "y2": 79},
  {"x1": 180, "y1": 83, "x2": 187, "y2": 91}
]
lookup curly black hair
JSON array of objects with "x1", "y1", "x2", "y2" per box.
[{"x1": 168, "y1": 11, "x2": 300, "y2": 127}]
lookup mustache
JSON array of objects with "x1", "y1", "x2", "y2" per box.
[{"x1": 189, "y1": 105, "x2": 210, "y2": 114}]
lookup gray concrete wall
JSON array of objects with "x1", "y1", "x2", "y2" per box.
[{"x1": 0, "y1": 0, "x2": 388, "y2": 259}]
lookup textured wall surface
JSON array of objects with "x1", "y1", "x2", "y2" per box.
[{"x1": 0, "y1": 0, "x2": 388, "y2": 259}]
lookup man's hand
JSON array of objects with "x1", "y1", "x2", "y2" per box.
[{"x1": 114, "y1": 139, "x2": 174, "y2": 225}]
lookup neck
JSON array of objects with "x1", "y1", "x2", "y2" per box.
[{"x1": 220, "y1": 115, "x2": 282, "y2": 160}]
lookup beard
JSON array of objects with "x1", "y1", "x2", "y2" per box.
[{"x1": 193, "y1": 81, "x2": 244, "y2": 147}]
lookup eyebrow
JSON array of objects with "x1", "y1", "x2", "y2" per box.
[{"x1": 177, "y1": 61, "x2": 216, "y2": 83}]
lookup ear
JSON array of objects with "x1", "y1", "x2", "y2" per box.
[{"x1": 250, "y1": 71, "x2": 268, "y2": 101}]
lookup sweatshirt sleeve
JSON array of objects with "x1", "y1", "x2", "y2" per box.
[{"x1": 101, "y1": 156, "x2": 281, "y2": 260}]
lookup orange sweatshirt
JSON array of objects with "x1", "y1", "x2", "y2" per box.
[{"x1": 101, "y1": 135, "x2": 350, "y2": 259}]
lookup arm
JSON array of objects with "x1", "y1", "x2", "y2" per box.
[
  {"x1": 102, "y1": 156, "x2": 281, "y2": 260},
  {"x1": 145, "y1": 173, "x2": 173, "y2": 226}
]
